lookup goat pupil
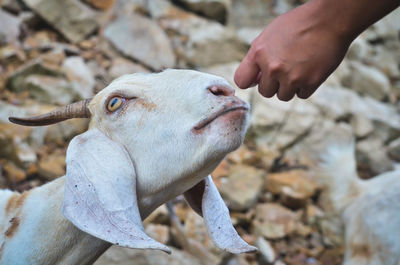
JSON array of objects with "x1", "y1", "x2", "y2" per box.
[{"x1": 111, "y1": 98, "x2": 118, "y2": 107}]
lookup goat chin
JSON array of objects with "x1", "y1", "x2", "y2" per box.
[{"x1": 319, "y1": 140, "x2": 400, "y2": 265}]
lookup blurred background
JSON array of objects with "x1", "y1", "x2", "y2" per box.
[{"x1": 0, "y1": 0, "x2": 399, "y2": 264}]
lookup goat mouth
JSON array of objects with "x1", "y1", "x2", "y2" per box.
[{"x1": 193, "y1": 103, "x2": 249, "y2": 131}]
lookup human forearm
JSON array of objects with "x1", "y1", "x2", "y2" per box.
[{"x1": 310, "y1": 0, "x2": 400, "y2": 41}]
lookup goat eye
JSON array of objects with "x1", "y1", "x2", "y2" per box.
[{"x1": 107, "y1": 97, "x2": 123, "y2": 112}]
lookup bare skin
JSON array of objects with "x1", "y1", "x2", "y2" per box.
[{"x1": 234, "y1": 0, "x2": 400, "y2": 101}]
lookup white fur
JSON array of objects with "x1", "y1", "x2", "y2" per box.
[
  {"x1": 320, "y1": 141, "x2": 400, "y2": 265},
  {"x1": 0, "y1": 69, "x2": 254, "y2": 264}
]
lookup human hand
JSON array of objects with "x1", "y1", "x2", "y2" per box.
[{"x1": 234, "y1": 1, "x2": 352, "y2": 101}]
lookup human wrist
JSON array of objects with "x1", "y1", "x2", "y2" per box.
[{"x1": 303, "y1": 0, "x2": 359, "y2": 43}]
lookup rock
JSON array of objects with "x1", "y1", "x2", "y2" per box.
[
  {"x1": 252, "y1": 203, "x2": 296, "y2": 239},
  {"x1": 45, "y1": 118, "x2": 89, "y2": 145},
  {"x1": 6, "y1": 57, "x2": 64, "y2": 93},
  {"x1": 331, "y1": 59, "x2": 352, "y2": 87},
  {"x1": 225, "y1": 256, "x2": 251, "y2": 265},
  {"x1": 283, "y1": 120, "x2": 353, "y2": 169},
  {"x1": 95, "y1": 246, "x2": 202, "y2": 265},
  {"x1": 266, "y1": 170, "x2": 319, "y2": 209},
  {"x1": 236, "y1": 27, "x2": 263, "y2": 46},
  {"x1": 150, "y1": 3, "x2": 246, "y2": 67},
  {"x1": 350, "y1": 114, "x2": 373, "y2": 138},
  {"x1": 13, "y1": 141, "x2": 37, "y2": 166},
  {"x1": 356, "y1": 136, "x2": 394, "y2": 174},
  {"x1": 368, "y1": 46, "x2": 400, "y2": 79},
  {"x1": 109, "y1": 57, "x2": 150, "y2": 79},
  {"x1": 228, "y1": 0, "x2": 275, "y2": 28},
  {"x1": 219, "y1": 164, "x2": 265, "y2": 211},
  {"x1": 388, "y1": 138, "x2": 400, "y2": 161},
  {"x1": 274, "y1": 0, "x2": 297, "y2": 15},
  {"x1": 348, "y1": 61, "x2": 391, "y2": 100},
  {"x1": 3, "y1": 161, "x2": 26, "y2": 183},
  {"x1": 22, "y1": 0, "x2": 98, "y2": 43},
  {"x1": 256, "y1": 236, "x2": 276, "y2": 263},
  {"x1": 83, "y1": 0, "x2": 115, "y2": 10},
  {"x1": 310, "y1": 85, "x2": 400, "y2": 132},
  {"x1": 346, "y1": 36, "x2": 374, "y2": 61},
  {"x1": 143, "y1": 204, "x2": 169, "y2": 225},
  {"x1": 250, "y1": 95, "x2": 319, "y2": 151},
  {"x1": 111, "y1": 0, "x2": 147, "y2": 16},
  {"x1": 318, "y1": 214, "x2": 344, "y2": 247},
  {"x1": 174, "y1": 0, "x2": 230, "y2": 23},
  {"x1": 0, "y1": 45, "x2": 26, "y2": 64},
  {"x1": 0, "y1": 101, "x2": 61, "y2": 149},
  {"x1": 210, "y1": 159, "x2": 229, "y2": 181},
  {"x1": 63, "y1": 56, "x2": 95, "y2": 99},
  {"x1": 0, "y1": 122, "x2": 36, "y2": 166},
  {"x1": 38, "y1": 151, "x2": 66, "y2": 180},
  {"x1": 24, "y1": 75, "x2": 77, "y2": 105},
  {"x1": 1, "y1": 0, "x2": 26, "y2": 14},
  {"x1": 266, "y1": 170, "x2": 318, "y2": 197},
  {"x1": 183, "y1": 210, "x2": 217, "y2": 252},
  {"x1": 319, "y1": 248, "x2": 344, "y2": 265},
  {"x1": 305, "y1": 205, "x2": 324, "y2": 226},
  {"x1": 104, "y1": 14, "x2": 176, "y2": 70},
  {"x1": 144, "y1": 224, "x2": 169, "y2": 245},
  {"x1": 0, "y1": 9, "x2": 21, "y2": 45}
]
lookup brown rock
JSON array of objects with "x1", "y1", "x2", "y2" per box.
[
  {"x1": 38, "y1": 151, "x2": 66, "y2": 180},
  {"x1": 0, "y1": 122, "x2": 35, "y2": 166},
  {"x1": 144, "y1": 224, "x2": 169, "y2": 245},
  {"x1": 143, "y1": 204, "x2": 169, "y2": 225},
  {"x1": 318, "y1": 215, "x2": 344, "y2": 247},
  {"x1": 219, "y1": 164, "x2": 265, "y2": 211},
  {"x1": 95, "y1": 246, "x2": 202, "y2": 265},
  {"x1": 183, "y1": 210, "x2": 217, "y2": 252},
  {"x1": 83, "y1": 0, "x2": 115, "y2": 10},
  {"x1": 3, "y1": 161, "x2": 26, "y2": 183},
  {"x1": 266, "y1": 170, "x2": 319, "y2": 209},
  {"x1": 210, "y1": 159, "x2": 229, "y2": 182},
  {"x1": 305, "y1": 204, "x2": 324, "y2": 225},
  {"x1": 252, "y1": 203, "x2": 296, "y2": 239}
]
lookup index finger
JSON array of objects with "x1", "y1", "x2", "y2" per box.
[{"x1": 234, "y1": 52, "x2": 260, "y2": 89}]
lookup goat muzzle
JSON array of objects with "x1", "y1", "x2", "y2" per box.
[{"x1": 9, "y1": 99, "x2": 92, "y2": 126}]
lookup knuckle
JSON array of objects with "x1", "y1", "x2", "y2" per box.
[
  {"x1": 269, "y1": 60, "x2": 284, "y2": 74},
  {"x1": 252, "y1": 45, "x2": 264, "y2": 59}
]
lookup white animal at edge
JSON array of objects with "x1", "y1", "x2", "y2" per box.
[
  {"x1": 0, "y1": 69, "x2": 257, "y2": 265},
  {"x1": 320, "y1": 139, "x2": 400, "y2": 265}
]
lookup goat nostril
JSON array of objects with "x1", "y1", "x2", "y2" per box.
[{"x1": 208, "y1": 85, "x2": 234, "y2": 97}]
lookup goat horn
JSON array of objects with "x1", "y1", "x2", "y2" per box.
[{"x1": 9, "y1": 99, "x2": 92, "y2": 126}]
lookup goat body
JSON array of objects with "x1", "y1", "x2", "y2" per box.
[
  {"x1": 320, "y1": 141, "x2": 400, "y2": 265},
  {"x1": 0, "y1": 70, "x2": 257, "y2": 264}
]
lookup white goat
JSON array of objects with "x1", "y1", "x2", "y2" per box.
[
  {"x1": 0, "y1": 69, "x2": 256, "y2": 265},
  {"x1": 319, "y1": 139, "x2": 400, "y2": 265}
]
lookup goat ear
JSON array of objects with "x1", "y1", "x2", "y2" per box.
[
  {"x1": 62, "y1": 128, "x2": 171, "y2": 253},
  {"x1": 184, "y1": 175, "x2": 257, "y2": 253}
]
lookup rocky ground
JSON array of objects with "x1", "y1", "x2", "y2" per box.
[{"x1": 0, "y1": 0, "x2": 399, "y2": 264}]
